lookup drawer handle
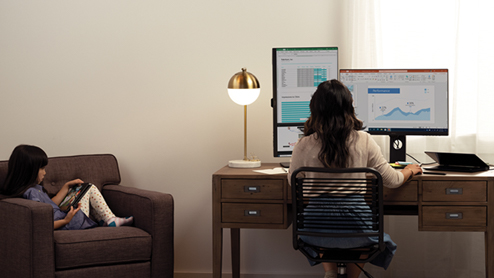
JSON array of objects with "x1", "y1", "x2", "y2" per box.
[
  {"x1": 244, "y1": 186, "x2": 260, "y2": 193},
  {"x1": 244, "y1": 210, "x2": 260, "y2": 216},
  {"x1": 446, "y1": 212, "x2": 463, "y2": 219},
  {"x1": 446, "y1": 188, "x2": 463, "y2": 195}
]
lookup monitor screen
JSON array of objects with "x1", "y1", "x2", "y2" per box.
[
  {"x1": 272, "y1": 47, "x2": 339, "y2": 157},
  {"x1": 339, "y1": 69, "x2": 449, "y2": 161},
  {"x1": 339, "y1": 69, "x2": 449, "y2": 135}
]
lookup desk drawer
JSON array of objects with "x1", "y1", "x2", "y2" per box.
[
  {"x1": 422, "y1": 206, "x2": 486, "y2": 227},
  {"x1": 222, "y1": 203, "x2": 284, "y2": 224},
  {"x1": 222, "y1": 179, "x2": 284, "y2": 200},
  {"x1": 383, "y1": 180, "x2": 418, "y2": 202},
  {"x1": 423, "y1": 181, "x2": 486, "y2": 202}
]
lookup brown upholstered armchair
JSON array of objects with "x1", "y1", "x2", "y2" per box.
[{"x1": 0, "y1": 154, "x2": 174, "y2": 278}]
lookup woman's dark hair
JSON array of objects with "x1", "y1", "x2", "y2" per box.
[
  {"x1": 1, "y1": 145, "x2": 48, "y2": 197},
  {"x1": 304, "y1": 79, "x2": 363, "y2": 168}
]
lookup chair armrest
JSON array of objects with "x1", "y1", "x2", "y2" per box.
[
  {"x1": 102, "y1": 185, "x2": 174, "y2": 278},
  {"x1": 0, "y1": 197, "x2": 55, "y2": 278}
]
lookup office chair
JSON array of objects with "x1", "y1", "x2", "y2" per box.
[{"x1": 291, "y1": 167, "x2": 385, "y2": 278}]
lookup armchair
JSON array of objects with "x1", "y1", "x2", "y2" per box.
[{"x1": 0, "y1": 154, "x2": 174, "y2": 278}]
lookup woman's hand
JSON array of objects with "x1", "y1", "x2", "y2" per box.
[
  {"x1": 405, "y1": 164, "x2": 423, "y2": 175},
  {"x1": 401, "y1": 164, "x2": 423, "y2": 183}
]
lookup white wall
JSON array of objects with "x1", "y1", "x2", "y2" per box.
[{"x1": 0, "y1": 0, "x2": 345, "y2": 276}]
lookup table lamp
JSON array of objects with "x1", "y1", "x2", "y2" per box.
[{"x1": 227, "y1": 68, "x2": 261, "y2": 168}]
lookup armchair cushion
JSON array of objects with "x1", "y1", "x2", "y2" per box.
[{"x1": 54, "y1": 227, "x2": 152, "y2": 269}]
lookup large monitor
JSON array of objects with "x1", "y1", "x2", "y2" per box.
[
  {"x1": 339, "y1": 69, "x2": 449, "y2": 162},
  {"x1": 272, "y1": 47, "x2": 339, "y2": 158}
]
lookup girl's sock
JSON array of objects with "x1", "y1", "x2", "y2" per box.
[{"x1": 106, "y1": 216, "x2": 134, "y2": 227}]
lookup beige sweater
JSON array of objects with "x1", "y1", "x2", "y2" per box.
[{"x1": 288, "y1": 131, "x2": 404, "y2": 189}]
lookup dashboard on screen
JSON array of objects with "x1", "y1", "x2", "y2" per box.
[
  {"x1": 272, "y1": 47, "x2": 339, "y2": 157},
  {"x1": 339, "y1": 69, "x2": 448, "y2": 135},
  {"x1": 339, "y1": 69, "x2": 449, "y2": 161}
]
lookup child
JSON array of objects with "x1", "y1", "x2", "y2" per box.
[{"x1": 0, "y1": 144, "x2": 133, "y2": 230}]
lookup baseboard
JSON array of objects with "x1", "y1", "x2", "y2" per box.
[{"x1": 174, "y1": 272, "x2": 321, "y2": 278}]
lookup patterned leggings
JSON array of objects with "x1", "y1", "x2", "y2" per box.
[{"x1": 78, "y1": 185, "x2": 116, "y2": 223}]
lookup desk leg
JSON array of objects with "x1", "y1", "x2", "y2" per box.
[
  {"x1": 487, "y1": 230, "x2": 494, "y2": 278},
  {"x1": 213, "y1": 226, "x2": 223, "y2": 278},
  {"x1": 487, "y1": 181, "x2": 494, "y2": 278},
  {"x1": 231, "y1": 228, "x2": 240, "y2": 278}
]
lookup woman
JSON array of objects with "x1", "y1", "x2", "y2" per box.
[{"x1": 288, "y1": 80, "x2": 422, "y2": 278}]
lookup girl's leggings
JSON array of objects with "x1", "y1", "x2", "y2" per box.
[{"x1": 78, "y1": 184, "x2": 116, "y2": 223}]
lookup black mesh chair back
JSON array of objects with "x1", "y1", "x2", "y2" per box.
[{"x1": 291, "y1": 167, "x2": 385, "y2": 277}]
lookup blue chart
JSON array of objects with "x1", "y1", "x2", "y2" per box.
[
  {"x1": 369, "y1": 86, "x2": 434, "y2": 123},
  {"x1": 297, "y1": 68, "x2": 327, "y2": 87},
  {"x1": 282, "y1": 101, "x2": 310, "y2": 123},
  {"x1": 375, "y1": 107, "x2": 431, "y2": 121}
]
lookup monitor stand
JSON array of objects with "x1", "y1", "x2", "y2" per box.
[
  {"x1": 389, "y1": 135, "x2": 406, "y2": 163},
  {"x1": 280, "y1": 162, "x2": 290, "y2": 168}
]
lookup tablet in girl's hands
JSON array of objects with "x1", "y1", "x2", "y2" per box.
[{"x1": 59, "y1": 183, "x2": 92, "y2": 212}]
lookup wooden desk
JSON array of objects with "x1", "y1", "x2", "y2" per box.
[{"x1": 212, "y1": 163, "x2": 494, "y2": 278}]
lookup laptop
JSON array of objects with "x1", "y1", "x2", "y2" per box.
[{"x1": 424, "y1": 151, "x2": 490, "y2": 172}]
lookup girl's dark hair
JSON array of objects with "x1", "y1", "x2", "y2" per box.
[
  {"x1": 1, "y1": 145, "x2": 48, "y2": 197},
  {"x1": 304, "y1": 79, "x2": 363, "y2": 168}
]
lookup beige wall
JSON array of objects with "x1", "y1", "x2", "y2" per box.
[{"x1": 0, "y1": 0, "x2": 345, "y2": 275}]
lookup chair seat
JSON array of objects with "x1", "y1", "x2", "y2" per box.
[
  {"x1": 320, "y1": 246, "x2": 379, "y2": 261},
  {"x1": 299, "y1": 237, "x2": 380, "y2": 263},
  {"x1": 54, "y1": 226, "x2": 152, "y2": 270}
]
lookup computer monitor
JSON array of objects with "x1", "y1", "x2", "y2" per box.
[
  {"x1": 339, "y1": 69, "x2": 449, "y2": 162},
  {"x1": 272, "y1": 47, "x2": 339, "y2": 158}
]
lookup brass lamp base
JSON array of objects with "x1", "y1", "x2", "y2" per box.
[{"x1": 228, "y1": 159, "x2": 261, "y2": 168}]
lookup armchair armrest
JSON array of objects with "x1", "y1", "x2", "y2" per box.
[
  {"x1": 0, "y1": 197, "x2": 55, "y2": 278},
  {"x1": 102, "y1": 185, "x2": 174, "y2": 278}
]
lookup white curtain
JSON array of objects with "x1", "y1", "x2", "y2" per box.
[
  {"x1": 344, "y1": 0, "x2": 493, "y2": 277},
  {"x1": 378, "y1": 0, "x2": 494, "y2": 161}
]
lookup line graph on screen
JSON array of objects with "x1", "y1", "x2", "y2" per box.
[{"x1": 368, "y1": 86, "x2": 435, "y2": 123}]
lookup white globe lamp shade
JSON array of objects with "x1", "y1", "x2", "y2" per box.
[
  {"x1": 227, "y1": 88, "x2": 260, "y2": 105},
  {"x1": 227, "y1": 68, "x2": 260, "y2": 105}
]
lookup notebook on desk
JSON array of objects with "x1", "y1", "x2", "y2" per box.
[{"x1": 424, "y1": 151, "x2": 490, "y2": 172}]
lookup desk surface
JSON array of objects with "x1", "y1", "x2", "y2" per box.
[
  {"x1": 213, "y1": 163, "x2": 494, "y2": 278},
  {"x1": 214, "y1": 162, "x2": 494, "y2": 178}
]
